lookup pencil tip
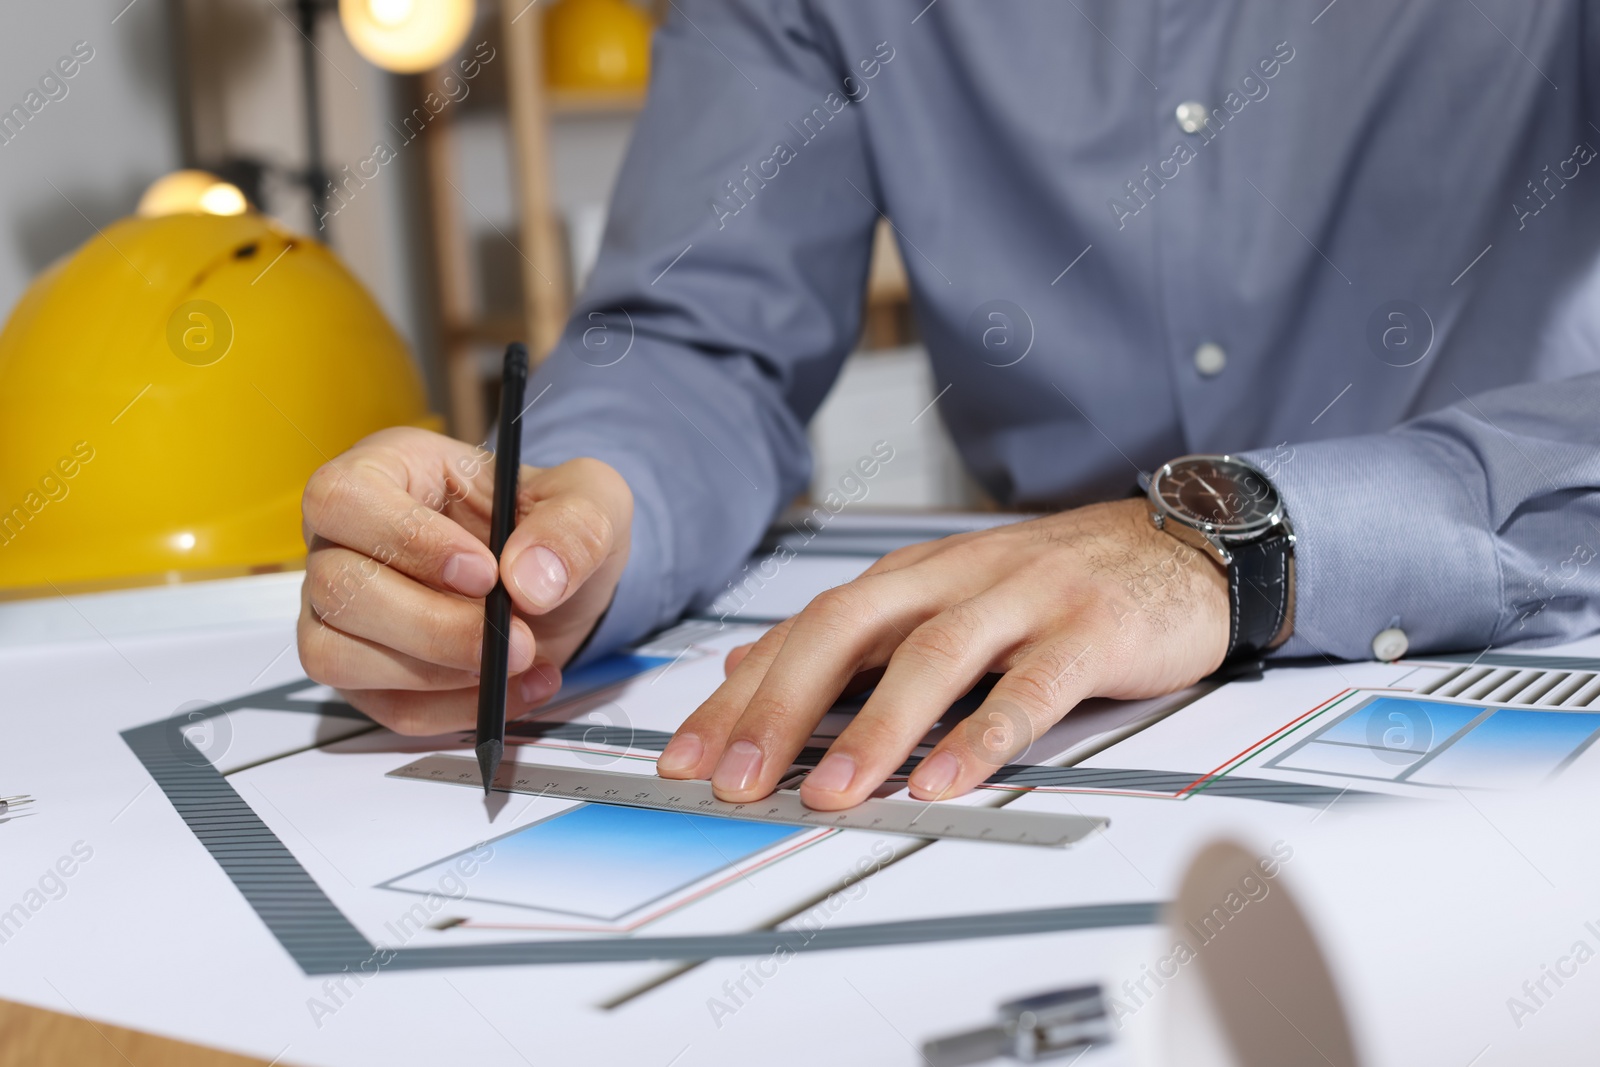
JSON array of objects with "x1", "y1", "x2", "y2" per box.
[{"x1": 476, "y1": 739, "x2": 503, "y2": 796}]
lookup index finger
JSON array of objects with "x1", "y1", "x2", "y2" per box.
[{"x1": 302, "y1": 447, "x2": 498, "y2": 598}]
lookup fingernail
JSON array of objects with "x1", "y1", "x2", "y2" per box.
[
  {"x1": 512, "y1": 546, "x2": 568, "y2": 610},
  {"x1": 443, "y1": 552, "x2": 496, "y2": 595},
  {"x1": 805, "y1": 752, "x2": 856, "y2": 795},
  {"x1": 656, "y1": 732, "x2": 704, "y2": 776},
  {"x1": 519, "y1": 663, "x2": 559, "y2": 704},
  {"x1": 909, "y1": 751, "x2": 960, "y2": 800},
  {"x1": 712, "y1": 740, "x2": 763, "y2": 795},
  {"x1": 507, "y1": 626, "x2": 535, "y2": 672}
]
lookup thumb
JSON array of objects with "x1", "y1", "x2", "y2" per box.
[{"x1": 501, "y1": 457, "x2": 632, "y2": 619}]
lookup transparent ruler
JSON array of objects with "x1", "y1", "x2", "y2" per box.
[{"x1": 388, "y1": 754, "x2": 1107, "y2": 849}]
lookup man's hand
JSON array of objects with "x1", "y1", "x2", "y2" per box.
[
  {"x1": 296, "y1": 427, "x2": 631, "y2": 735},
  {"x1": 656, "y1": 499, "x2": 1230, "y2": 809}
]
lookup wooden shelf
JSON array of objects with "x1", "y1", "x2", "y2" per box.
[
  {"x1": 422, "y1": 0, "x2": 571, "y2": 441},
  {"x1": 549, "y1": 87, "x2": 647, "y2": 116},
  {"x1": 421, "y1": 1, "x2": 914, "y2": 440},
  {"x1": 867, "y1": 218, "x2": 909, "y2": 305},
  {"x1": 444, "y1": 314, "x2": 527, "y2": 346}
]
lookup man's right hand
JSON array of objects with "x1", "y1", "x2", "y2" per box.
[{"x1": 296, "y1": 427, "x2": 632, "y2": 736}]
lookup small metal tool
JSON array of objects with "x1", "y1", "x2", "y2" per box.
[
  {"x1": 0, "y1": 795, "x2": 35, "y2": 818},
  {"x1": 922, "y1": 984, "x2": 1111, "y2": 1065}
]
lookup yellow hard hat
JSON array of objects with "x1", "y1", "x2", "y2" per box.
[
  {"x1": 0, "y1": 212, "x2": 441, "y2": 594},
  {"x1": 544, "y1": 0, "x2": 652, "y2": 94}
]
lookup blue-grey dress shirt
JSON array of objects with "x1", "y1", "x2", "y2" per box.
[{"x1": 518, "y1": 0, "x2": 1600, "y2": 666}]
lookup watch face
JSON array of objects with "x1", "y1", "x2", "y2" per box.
[{"x1": 1150, "y1": 455, "x2": 1281, "y2": 535}]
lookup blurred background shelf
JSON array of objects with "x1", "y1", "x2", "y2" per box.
[
  {"x1": 143, "y1": 0, "x2": 961, "y2": 507},
  {"x1": 549, "y1": 87, "x2": 647, "y2": 114},
  {"x1": 413, "y1": 0, "x2": 920, "y2": 443}
]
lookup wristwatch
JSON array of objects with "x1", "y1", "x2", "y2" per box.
[{"x1": 1145, "y1": 454, "x2": 1296, "y2": 662}]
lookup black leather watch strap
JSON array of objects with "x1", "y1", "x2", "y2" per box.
[{"x1": 1225, "y1": 530, "x2": 1294, "y2": 661}]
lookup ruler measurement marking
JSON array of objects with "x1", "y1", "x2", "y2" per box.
[{"x1": 388, "y1": 755, "x2": 1105, "y2": 848}]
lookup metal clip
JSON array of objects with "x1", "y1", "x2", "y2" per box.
[
  {"x1": 0, "y1": 794, "x2": 35, "y2": 818},
  {"x1": 923, "y1": 984, "x2": 1110, "y2": 1066}
]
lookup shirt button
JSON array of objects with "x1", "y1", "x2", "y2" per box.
[
  {"x1": 1175, "y1": 101, "x2": 1210, "y2": 134},
  {"x1": 1372, "y1": 627, "x2": 1409, "y2": 662},
  {"x1": 1193, "y1": 342, "x2": 1227, "y2": 377}
]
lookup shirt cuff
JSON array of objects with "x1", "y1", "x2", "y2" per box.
[{"x1": 1240, "y1": 432, "x2": 1503, "y2": 661}]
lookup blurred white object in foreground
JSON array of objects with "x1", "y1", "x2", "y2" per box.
[{"x1": 1118, "y1": 782, "x2": 1600, "y2": 1066}]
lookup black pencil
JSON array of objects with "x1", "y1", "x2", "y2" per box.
[{"x1": 475, "y1": 343, "x2": 529, "y2": 796}]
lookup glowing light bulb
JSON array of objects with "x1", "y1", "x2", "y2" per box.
[
  {"x1": 339, "y1": 0, "x2": 474, "y2": 73},
  {"x1": 368, "y1": 0, "x2": 415, "y2": 27},
  {"x1": 196, "y1": 183, "x2": 248, "y2": 216},
  {"x1": 137, "y1": 171, "x2": 251, "y2": 218},
  {"x1": 173, "y1": 532, "x2": 197, "y2": 551}
]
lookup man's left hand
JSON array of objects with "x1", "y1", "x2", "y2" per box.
[{"x1": 655, "y1": 498, "x2": 1233, "y2": 809}]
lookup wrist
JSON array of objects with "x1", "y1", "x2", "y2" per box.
[{"x1": 1113, "y1": 497, "x2": 1232, "y2": 661}]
